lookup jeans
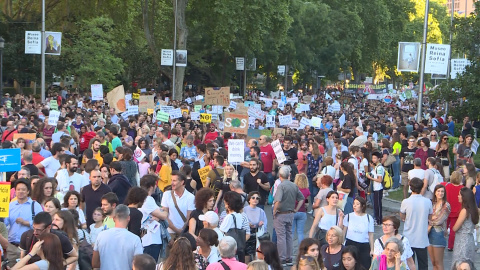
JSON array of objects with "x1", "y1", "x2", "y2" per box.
[
  {"x1": 273, "y1": 212, "x2": 294, "y2": 262},
  {"x1": 373, "y1": 190, "x2": 383, "y2": 224},
  {"x1": 411, "y1": 247, "x2": 428, "y2": 270},
  {"x1": 144, "y1": 244, "x2": 161, "y2": 262},
  {"x1": 343, "y1": 196, "x2": 354, "y2": 215},
  {"x1": 308, "y1": 176, "x2": 319, "y2": 206},
  {"x1": 266, "y1": 172, "x2": 275, "y2": 186},
  {"x1": 392, "y1": 156, "x2": 401, "y2": 189},
  {"x1": 292, "y1": 212, "x2": 307, "y2": 244}
]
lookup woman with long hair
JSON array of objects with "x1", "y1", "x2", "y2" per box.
[
  {"x1": 214, "y1": 163, "x2": 238, "y2": 213},
  {"x1": 138, "y1": 138, "x2": 152, "y2": 163},
  {"x1": 373, "y1": 216, "x2": 415, "y2": 270},
  {"x1": 293, "y1": 174, "x2": 310, "y2": 245},
  {"x1": 306, "y1": 142, "x2": 323, "y2": 204},
  {"x1": 44, "y1": 197, "x2": 61, "y2": 217},
  {"x1": 120, "y1": 126, "x2": 134, "y2": 147},
  {"x1": 342, "y1": 197, "x2": 374, "y2": 269},
  {"x1": 11, "y1": 233, "x2": 65, "y2": 270},
  {"x1": 62, "y1": 191, "x2": 87, "y2": 229},
  {"x1": 453, "y1": 135, "x2": 465, "y2": 168},
  {"x1": 457, "y1": 134, "x2": 474, "y2": 164},
  {"x1": 451, "y1": 187, "x2": 479, "y2": 267},
  {"x1": 243, "y1": 191, "x2": 267, "y2": 263},
  {"x1": 445, "y1": 171, "x2": 465, "y2": 251},
  {"x1": 124, "y1": 187, "x2": 148, "y2": 237},
  {"x1": 256, "y1": 240, "x2": 283, "y2": 270},
  {"x1": 120, "y1": 147, "x2": 139, "y2": 187},
  {"x1": 291, "y1": 238, "x2": 325, "y2": 270},
  {"x1": 188, "y1": 188, "x2": 215, "y2": 238},
  {"x1": 429, "y1": 130, "x2": 439, "y2": 150},
  {"x1": 158, "y1": 152, "x2": 172, "y2": 192},
  {"x1": 31, "y1": 178, "x2": 55, "y2": 206},
  {"x1": 436, "y1": 134, "x2": 451, "y2": 181},
  {"x1": 337, "y1": 162, "x2": 356, "y2": 214},
  {"x1": 158, "y1": 237, "x2": 197, "y2": 270},
  {"x1": 53, "y1": 210, "x2": 79, "y2": 270},
  {"x1": 339, "y1": 245, "x2": 365, "y2": 270},
  {"x1": 309, "y1": 191, "x2": 344, "y2": 247},
  {"x1": 195, "y1": 228, "x2": 220, "y2": 265},
  {"x1": 428, "y1": 184, "x2": 450, "y2": 270},
  {"x1": 463, "y1": 163, "x2": 476, "y2": 189}
]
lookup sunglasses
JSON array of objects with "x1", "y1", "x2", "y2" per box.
[
  {"x1": 251, "y1": 197, "x2": 260, "y2": 200},
  {"x1": 256, "y1": 248, "x2": 263, "y2": 254}
]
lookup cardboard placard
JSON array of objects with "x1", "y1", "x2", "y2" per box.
[
  {"x1": 205, "y1": 87, "x2": 230, "y2": 106},
  {"x1": 139, "y1": 95, "x2": 155, "y2": 113},
  {"x1": 271, "y1": 140, "x2": 286, "y2": 164},
  {"x1": 0, "y1": 183, "x2": 10, "y2": 218},
  {"x1": 224, "y1": 113, "x2": 249, "y2": 135},
  {"x1": 198, "y1": 166, "x2": 211, "y2": 187}
]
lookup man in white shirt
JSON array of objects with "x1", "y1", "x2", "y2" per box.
[
  {"x1": 92, "y1": 205, "x2": 143, "y2": 270},
  {"x1": 159, "y1": 129, "x2": 175, "y2": 149},
  {"x1": 36, "y1": 143, "x2": 65, "y2": 177},
  {"x1": 350, "y1": 126, "x2": 367, "y2": 147},
  {"x1": 56, "y1": 155, "x2": 88, "y2": 194},
  {"x1": 407, "y1": 158, "x2": 425, "y2": 194},
  {"x1": 139, "y1": 175, "x2": 168, "y2": 261},
  {"x1": 161, "y1": 171, "x2": 195, "y2": 236}
]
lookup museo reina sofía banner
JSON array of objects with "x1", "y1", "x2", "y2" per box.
[
  {"x1": 425, "y1": 44, "x2": 451, "y2": 75},
  {"x1": 397, "y1": 42, "x2": 421, "y2": 72}
]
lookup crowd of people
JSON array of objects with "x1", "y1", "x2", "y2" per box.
[{"x1": 0, "y1": 88, "x2": 477, "y2": 270}]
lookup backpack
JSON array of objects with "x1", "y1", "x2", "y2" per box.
[
  {"x1": 209, "y1": 169, "x2": 223, "y2": 198},
  {"x1": 376, "y1": 166, "x2": 392, "y2": 190},
  {"x1": 268, "y1": 185, "x2": 275, "y2": 205},
  {"x1": 77, "y1": 229, "x2": 93, "y2": 270},
  {"x1": 429, "y1": 168, "x2": 443, "y2": 192}
]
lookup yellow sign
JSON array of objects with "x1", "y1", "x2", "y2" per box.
[
  {"x1": 181, "y1": 109, "x2": 189, "y2": 116},
  {"x1": 132, "y1": 93, "x2": 140, "y2": 99},
  {"x1": 0, "y1": 183, "x2": 11, "y2": 218},
  {"x1": 198, "y1": 167, "x2": 211, "y2": 187},
  {"x1": 200, "y1": 113, "x2": 212, "y2": 123},
  {"x1": 147, "y1": 109, "x2": 154, "y2": 115}
]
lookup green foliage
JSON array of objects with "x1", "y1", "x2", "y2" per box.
[{"x1": 66, "y1": 17, "x2": 124, "y2": 90}]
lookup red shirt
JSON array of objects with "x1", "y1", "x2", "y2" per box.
[
  {"x1": 204, "y1": 131, "x2": 219, "y2": 144},
  {"x1": 445, "y1": 183, "x2": 464, "y2": 217},
  {"x1": 80, "y1": 132, "x2": 96, "y2": 152},
  {"x1": 2, "y1": 129, "x2": 17, "y2": 142},
  {"x1": 32, "y1": 152, "x2": 46, "y2": 175},
  {"x1": 260, "y1": 144, "x2": 276, "y2": 173}
]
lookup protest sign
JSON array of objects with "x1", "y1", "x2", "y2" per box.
[
  {"x1": 170, "y1": 108, "x2": 182, "y2": 119},
  {"x1": 106, "y1": 85, "x2": 126, "y2": 112},
  {"x1": 247, "y1": 129, "x2": 272, "y2": 139},
  {"x1": 139, "y1": 95, "x2": 155, "y2": 113},
  {"x1": 13, "y1": 133, "x2": 36, "y2": 145},
  {"x1": 287, "y1": 120, "x2": 300, "y2": 129},
  {"x1": 299, "y1": 117, "x2": 312, "y2": 129},
  {"x1": 191, "y1": 112, "x2": 200, "y2": 121},
  {"x1": 121, "y1": 111, "x2": 130, "y2": 120},
  {"x1": 0, "y1": 182, "x2": 10, "y2": 217},
  {"x1": 200, "y1": 113, "x2": 212, "y2": 123},
  {"x1": 311, "y1": 117, "x2": 322, "y2": 128},
  {"x1": 205, "y1": 87, "x2": 230, "y2": 106},
  {"x1": 132, "y1": 93, "x2": 140, "y2": 99},
  {"x1": 49, "y1": 100, "x2": 58, "y2": 111},
  {"x1": 266, "y1": 115, "x2": 275, "y2": 128},
  {"x1": 198, "y1": 166, "x2": 210, "y2": 187},
  {"x1": 194, "y1": 105, "x2": 202, "y2": 112},
  {"x1": 147, "y1": 109, "x2": 154, "y2": 115},
  {"x1": 273, "y1": 128, "x2": 286, "y2": 136},
  {"x1": 227, "y1": 140, "x2": 245, "y2": 163},
  {"x1": 185, "y1": 97, "x2": 192, "y2": 104},
  {"x1": 91, "y1": 84, "x2": 104, "y2": 101},
  {"x1": 339, "y1": 114, "x2": 346, "y2": 127},
  {"x1": 156, "y1": 111, "x2": 170, "y2": 122},
  {"x1": 224, "y1": 113, "x2": 248, "y2": 135},
  {"x1": 229, "y1": 101, "x2": 237, "y2": 110},
  {"x1": 271, "y1": 140, "x2": 286, "y2": 164},
  {"x1": 127, "y1": 106, "x2": 139, "y2": 115},
  {"x1": 279, "y1": 115, "x2": 293, "y2": 126},
  {"x1": 161, "y1": 106, "x2": 174, "y2": 114},
  {"x1": 48, "y1": 110, "x2": 60, "y2": 126},
  {"x1": 0, "y1": 148, "x2": 21, "y2": 172}
]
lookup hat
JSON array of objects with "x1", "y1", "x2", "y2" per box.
[
  {"x1": 4, "y1": 93, "x2": 10, "y2": 96},
  {"x1": 199, "y1": 211, "x2": 219, "y2": 226}
]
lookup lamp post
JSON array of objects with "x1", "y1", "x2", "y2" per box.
[{"x1": 0, "y1": 36, "x2": 4, "y2": 100}]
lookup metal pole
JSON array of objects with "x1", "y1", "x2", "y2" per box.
[
  {"x1": 243, "y1": 57, "x2": 247, "y2": 96},
  {"x1": 417, "y1": 0, "x2": 430, "y2": 123},
  {"x1": 284, "y1": 64, "x2": 288, "y2": 92},
  {"x1": 172, "y1": 0, "x2": 178, "y2": 99},
  {"x1": 446, "y1": 0, "x2": 454, "y2": 116},
  {"x1": 41, "y1": 0, "x2": 46, "y2": 102},
  {"x1": 0, "y1": 46, "x2": 3, "y2": 100}
]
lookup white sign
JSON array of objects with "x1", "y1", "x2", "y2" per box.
[
  {"x1": 425, "y1": 44, "x2": 451, "y2": 75},
  {"x1": 25, "y1": 31, "x2": 41, "y2": 54},
  {"x1": 339, "y1": 114, "x2": 346, "y2": 127},
  {"x1": 125, "y1": 94, "x2": 132, "y2": 104},
  {"x1": 328, "y1": 101, "x2": 341, "y2": 112},
  {"x1": 161, "y1": 49, "x2": 174, "y2": 66},
  {"x1": 44, "y1": 32, "x2": 62, "y2": 55},
  {"x1": 228, "y1": 140, "x2": 245, "y2": 163},
  {"x1": 190, "y1": 112, "x2": 200, "y2": 120},
  {"x1": 161, "y1": 106, "x2": 174, "y2": 114},
  {"x1": 229, "y1": 101, "x2": 237, "y2": 110},
  {"x1": 311, "y1": 117, "x2": 322, "y2": 128},
  {"x1": 299, "y1": 117, "x2": 312, "y2": 129},
  {"x1": 48, "y1": 110, "x2": 60, "y2": 126},
  {"x1": 185, "y1": 97, "x2": 192, "y2": 104},
  {"x1": 277, "y1": 65, "x2": 285, "y2": 76},
  {"x1": 472, "y1": 139, "x2": 479, "y2": 154},
  {"x1": 176, "y1": 50, "x2": 187, "y2": 67},
  {"x1": 91, "y1": 84, "x2": 104, "y2": 101},
  {"x1": 451, "y1": 59, "x2": 470, "y2": 79},
  {"x1": 249, "y1": 117, "x2": 256, "y2": 128},
  {"x1": 236, "y1": 57, "x2": 245, "y2": 71},
  {"x1": 212, "y1": 105, "x2": 223, "y2": 114},
  {"x1": 266, "y1": 115, "x2": 275, "y2": 128},
  {"x1": 170, "y1": 108, "x2": 182, "y2": 119},
  {"x1": 279, "y1": 115, "x2": 293, "y2": 126},
  {"x1": 271, "y1": 140, "x2": 286, "y2": 164},
  {"x1": 127, "y1": 105, "x2": 139, "y2": 115}
]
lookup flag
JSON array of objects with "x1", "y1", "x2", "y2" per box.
[{"x1": 106, "y1": 85, "x2": 126, "y2": 112}]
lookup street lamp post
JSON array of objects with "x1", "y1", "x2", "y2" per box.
[{"x1": 0, "y1": 36, "x2": 4, "y2": 100}]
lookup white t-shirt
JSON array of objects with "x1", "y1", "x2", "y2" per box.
[
  {"x1": 219, "y1": 212, "x2": 243, "y2": 232},
  {"x1": 41, "y1": 156, "x2": 61, "y2": 177},
  {"x1": 196, "y1": 246, "x2": 221, "y2": 264},
  {"x1": 371, "y1": 165, "x2": 385, "y2": 191},
  {"x1": 94, "y1": 228, "x2": 143, "y2": 270},
  {"x1": 408, "y1": 169, "x2": 425, "y2": 193},
  {"x1": 57, "y1": 170, "x2": 89, "y2": 194},
  {"x1": 343, "y1": 212, "x2": 374, "y2": 243},
  {"x1": 161, "y1": 190, "x2": 195, "y2": 233},
  {"x1": 140, "y1": 196, "x2": 162, "y2": 247}
]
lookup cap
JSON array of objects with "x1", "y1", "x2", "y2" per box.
[{"x1": 199, "y1": 211, "x2": 219, "y2": 225}]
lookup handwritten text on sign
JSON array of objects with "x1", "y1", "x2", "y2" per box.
[
  {"x1": 205, "y1": 87, "x2": 230, "y2": 106},
  {"x1": 0, "y1": 183, "x2": 11, "y2": 218}
]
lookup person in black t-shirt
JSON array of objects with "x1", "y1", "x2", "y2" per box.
[
  {"x1": 243, "y1": 158, "x2": 270, "y2": 209},
  {"x1": 400, "y1": 137, "x2": 417, "y2": 199},
  {"x1": 125, "y1": 187, "x2": 148, "y2": 237},
  {"x1": 19, "y1": 212, "x2": 77, "y2": 265},
  {"x1": 282, "y1": 136, "x2": 298, "y2": 181}
]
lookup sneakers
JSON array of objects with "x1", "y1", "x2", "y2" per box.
[
  {"x1": 281, "y1": 261, "x2": 287, "y2": 267},
  {"x1": 286, "y1": 259, "x2": 294, "y2": 266},
  {"x1": 307, "y1": 210, "x2": 313, "y2": 215}
]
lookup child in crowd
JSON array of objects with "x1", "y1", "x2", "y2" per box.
[
  {"x1": 89, "y1": 207, "x2": 105, "y2": 246},
  {"x1": 138, "y1": 156, "x2": 150, "y2": 178}
]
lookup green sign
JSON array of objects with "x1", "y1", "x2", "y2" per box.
[
  {"x1": 156, "y1": 111, "x2": 170, "y2": 122},
  {"x1": 5, "y1": 100, "x2": 11, "y2": 109},
  {"x1": 50, "y1": 100, "x2": 58, "y2": 111},
  {"x1": 194, "y1": 105, "x2": 202, "y2": 112}
]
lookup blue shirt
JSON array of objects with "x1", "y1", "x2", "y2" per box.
[
  {"x1": 448, "y1": 121, "x2": 455, "y2": 136},
  {"x1": 5, "y1": 198, "x2": 43, "y2": 243},
  {"x1": 179, "y1": 145, "x2": 197, "y2": 165},
  {"x1": 39, "y1": 148, "x2": 52, "y2": 158}
]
